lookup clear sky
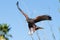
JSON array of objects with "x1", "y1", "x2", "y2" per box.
[{"x1": 0, "y1": 0, "x2": 60, "y2": 40}]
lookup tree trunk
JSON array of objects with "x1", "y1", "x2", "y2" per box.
[{"x1": 0, "y1": 36, "x2": 6, "y2": 40}]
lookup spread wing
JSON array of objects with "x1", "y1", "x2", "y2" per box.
[
  {"x1": 16, "y1": 1, "x2": 29, "y2": 19},
  {"x1": 34, "y1": 15, "x2": 52, "y2": 23}
]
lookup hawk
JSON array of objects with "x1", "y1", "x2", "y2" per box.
[{"x1": 16, "y1": 1, "x2": 52, "y2": 34}]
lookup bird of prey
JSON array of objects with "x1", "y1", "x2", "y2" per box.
[{"x1": 16, "y1": 1, "x2": 52, "y2": 34}]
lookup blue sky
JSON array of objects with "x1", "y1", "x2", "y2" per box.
[{"x1": 0, "y1": 0, "x2": 60, "y2": 40}]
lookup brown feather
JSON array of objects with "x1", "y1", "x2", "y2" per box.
[
  {"x1": 16, "y1": 1, "x2": 29, "y2": 19},
  {"x1": 34, "y1": 15, "x2": 51, "y2": 23}
]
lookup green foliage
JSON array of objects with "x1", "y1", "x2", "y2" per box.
[
  {"x1": 0, "y1": 24, "x2": 12, "y2": 40},
  {"x1": 58, "y1": 8, "x2": 60, "y2": 13},
  {"x1": 59, "y1": 0, "x2": 60, "y2": 3}
]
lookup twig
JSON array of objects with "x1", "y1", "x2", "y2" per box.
[
  {"x1": 36, "y1": 31, "x2": 40, "y2": 40},
  {"x1": 30, "y1": 34, "x2": 34, "y2": 40},
  {"x1": 48, "y1": 22, "x2": 56, "y2": 40}
]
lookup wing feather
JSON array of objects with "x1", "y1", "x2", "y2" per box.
[{"x1": 34, "y1": 15, "x2": 52, "y2": 23}]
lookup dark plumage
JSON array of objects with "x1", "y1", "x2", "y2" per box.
[
  {"x1": 16, "y1": 1, "x2": 52, "y2": 34},
  {"x1": 34, "y1": 15, "x2": 51, "y2": 23}
]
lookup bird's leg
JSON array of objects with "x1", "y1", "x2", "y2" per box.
[
  {"x1": 32, "y1": 25, "x2": 37, "y2": 33},
  {"x1": 28, "y1": 28, "x2": 34, "y2": 35},
  {"x1": 28, "y1": 26, "x2": 38, "y2": 35}
]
